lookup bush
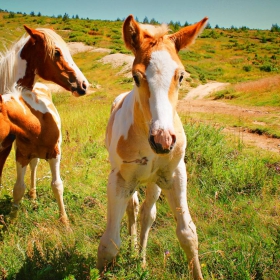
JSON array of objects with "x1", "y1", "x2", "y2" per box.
[{"x1": 243, "y1": 65, "x2": 252, "y2": 72}]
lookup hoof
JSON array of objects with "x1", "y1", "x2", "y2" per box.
[
  {"x1": 28, "y1": 189, "x2": 37, "y2": 199},
  {"x1": 59, "y1": 215, "x2": 69, "y2": 226}
]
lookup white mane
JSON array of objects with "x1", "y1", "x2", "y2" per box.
[{"x1": 0, "y1": 35, "x2": 28, "y2": 94}]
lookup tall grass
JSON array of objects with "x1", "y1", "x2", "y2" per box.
[{"x1": 0, "y1": 111, "x2": 279, "y2": 279}]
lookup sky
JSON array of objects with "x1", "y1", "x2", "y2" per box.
[{"x1": 0, "y1": 0, "x2": 279, "y2": 29}]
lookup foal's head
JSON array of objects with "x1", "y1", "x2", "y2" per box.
[
  {"x1": 19, "y1": 26, "x2": 89, "y2": 96},
  {"x1": 123, "y1": 15, "x2": 207, "y2": 154}
]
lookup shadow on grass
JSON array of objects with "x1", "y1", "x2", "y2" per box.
[
  {"x1": 0, "y1": 194, "x2": 13, "y2": 241},
  {"x1": 14, "y1": 243, "x2": 96, "y2": 280}
]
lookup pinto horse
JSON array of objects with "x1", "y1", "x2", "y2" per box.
[
  {"x1": 0, "y1": 25, "x2": 88, "y2": 95},
  {"x1": 97, "y1": 15, "x2": 208, "y2": 279},
  {"x1": 0, "y1": 85, "x2": 67, "y2": 221},
  {"x1": 0, "y1": 26, "x2": 89, "y2": 221}
]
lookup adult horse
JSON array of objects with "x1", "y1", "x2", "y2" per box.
[
  {"x1": 0, "y1": 85, "x2": 67, "y2": 222},
  {"x1": 97, "y1": 15, "x2": 208, "y2": 279},
  {"x1": 0, "y1": 26, "x2": 89, "y2": 221}
]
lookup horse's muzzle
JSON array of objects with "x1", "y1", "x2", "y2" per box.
[
  {"x1": 72, "y1": 80, "x2": 88, "y2": 97},
  {"x1": 148, "y1": 134, "x2": 176, "y2": 154}
]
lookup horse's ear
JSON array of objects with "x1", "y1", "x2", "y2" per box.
[
  {"x1": 123, "y1": 15, "x2": 143, "y2": 54},
  {"x1": 168, "y1": 17, "x2": 208, "y2": 52},
  {"x1": 24, "y1": 25, "x2": 44, "y2": 43}
]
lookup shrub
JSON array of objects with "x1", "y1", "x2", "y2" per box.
[{"x1": 243, "y1": 65, "x2": 252, "y2": 72}]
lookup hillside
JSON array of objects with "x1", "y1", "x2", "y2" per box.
[{"x1": 0, "y1": 11, "x2": 279, "y2": 280}]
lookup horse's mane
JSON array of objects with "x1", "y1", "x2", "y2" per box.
[
  {"x1": 0, "y1": 28, "x2": 67, "y2": 94},
  {"x1": 0, "y1": 35, "x2": 29, "y2": 94}
]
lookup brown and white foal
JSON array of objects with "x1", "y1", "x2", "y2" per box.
[{"x1": 97, "y1": 15, "x2": 208, "y2": 279}]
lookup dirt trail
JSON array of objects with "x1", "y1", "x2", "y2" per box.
[{"x1": 178, "y1": 84, "x2": 280, "y2": 154}]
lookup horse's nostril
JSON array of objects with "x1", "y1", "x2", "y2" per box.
[{"x1": 82, "y1": 81, "x2": 87, "y2": 90}]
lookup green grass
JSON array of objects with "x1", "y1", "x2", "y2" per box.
[{"x1": 0, "y1": 11, "x2": 280, "y2": 280}]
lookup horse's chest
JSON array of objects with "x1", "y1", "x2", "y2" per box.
[{"x1": 119, "y1": 155, "x2": 175, "y2": 189}]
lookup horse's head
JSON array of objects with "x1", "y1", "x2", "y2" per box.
[
  {"x1": 19, "y1": 25, "x2": 89, "y2": 96},
  {"x1": 123, "y1": 15, "x2": 208, "y2": 154}
]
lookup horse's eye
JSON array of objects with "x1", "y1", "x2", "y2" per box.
[
  {"x1": 179, "y1": 73, "x2": 184, "y2": 84},
  {"x1": 54, "y1": 49, "x2": 61, "y2": 57},
  {"x1": 133, "y1": 75, "x2": 140, "y2": 87}
]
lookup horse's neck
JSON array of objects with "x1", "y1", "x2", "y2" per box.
[
  {"x1": 127, "y1": 89, "x2": 150, "y2": 134},
  {"x1": 15, "y1": 47, "x2": 37, "y2": 90}
]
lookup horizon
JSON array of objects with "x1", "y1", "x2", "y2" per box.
[{"x1": 0, "y1": 0, "x2": 279, "y2": 30}]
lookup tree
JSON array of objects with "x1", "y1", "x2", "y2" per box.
[
  {"x1": 37, "y1": 12, "x2": 41, "y2": 16},
  {"x1": 62, "y1": 13, "x2": 69, "y2": 21},
  {"x1": 150, "y1": 18, "x2": 158, "y2": 24},
  {"x1": 8, "y1": 12, "x2": 15, "y2": 18},
  {"x1": 30, "y1": 11, "x2": 35, "y2": 16},
  {"x1": 271, "y1": 23, "x2": 280, "y2": 32},
  {"x1": 143, "y1": 16, "x2": 149, "y2": 23}
]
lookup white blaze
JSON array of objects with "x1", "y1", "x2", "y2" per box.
[{"x1": 146, "y1": 50, "x2": 177, "y2": 132}]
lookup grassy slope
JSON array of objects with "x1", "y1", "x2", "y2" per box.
[{"x1": 0, "y1": 12, "x2": 279, "y2": 280}]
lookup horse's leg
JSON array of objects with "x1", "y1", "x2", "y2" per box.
[
  {"x1": 139, "y1": 182, "x2": 161, "y2": 266},
  {"x1": 13, "y1": 161, "x2": 27, "y2": 207},
  {"x1": 0, "y1": 145, "x2": 13, "y2": 186},
  {"x1": 97, "y1": 171, "x2": 132, "y2": 271},
  {"x1": 48, "y1": 156, "x2": 68, "y2": 224},
  {"x1": 28, "y1": 158, "x2": 39, "y2": 199},
  {"x1": 126, "y1": 191, "x2": 139, "y2": 248},
  {"x1": 162, "y1": 159, "x2": 203, "y2": 280}
]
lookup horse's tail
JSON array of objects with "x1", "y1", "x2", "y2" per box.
[{"x1": 0, "y1": 135, "x2": 15, "y2": 185}]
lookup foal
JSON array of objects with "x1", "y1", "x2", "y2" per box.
[
  {"x1": 0, "y1": 85, "x2": 67, "y2": 222},
  {"x1": 97, "y1": 15, "x2": 208, "y2": 279}
]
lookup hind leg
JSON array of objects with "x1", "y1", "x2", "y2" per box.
[
  {"x1": 13, "y1": 161, "x2": 27, "y2": 207},
  {"x1": 126, "y1": 191, "x2": 139, "y2": 248},
  {"x1": 140, "y1": 183, "x2": 161, "y2": 266},
  {"x1": 28, "y1": 158, "x2": 39, "y2": 199},
  {"x1": 0, "y1": 143, "x2": 13, "y2": 186},
  {"x1": 48, "y1": 156, "x2": 67, "y2": 223},
  {"x1": 162, "y1": 159, "x2": 203, "y2": 280}
]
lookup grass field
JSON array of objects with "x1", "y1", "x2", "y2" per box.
[{"x1": 0, "y1": 11, "x2": 279, "y2": 280}]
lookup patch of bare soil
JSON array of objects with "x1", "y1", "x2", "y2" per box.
[
  {"x1": 99, "y1": 53, "x2": 134, "y2": 77},
  {"x1": 178, "y1": 85, "x2": 280, "y2": 154},
  {"x1": 67, "y1": 42, "x2": 111, "y2": 55}
]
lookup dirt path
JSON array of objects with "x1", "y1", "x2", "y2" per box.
[{"x1": 178, "y1": 84, "x2": 280, "y2": 154}]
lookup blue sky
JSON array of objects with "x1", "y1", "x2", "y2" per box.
[{"x1": 0, "y1": 0, "x2": 279, "y2": 29}]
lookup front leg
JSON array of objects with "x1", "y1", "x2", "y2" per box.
[
  {"x1": 48, "y1": 156, "x2": 68, "y2": 224},
  {"x1": 97, "y1": 170, "x2": 133, "y2": 271},
  {"x1": 162, "y1": 159, "x2": 203, "y2": 280}
]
